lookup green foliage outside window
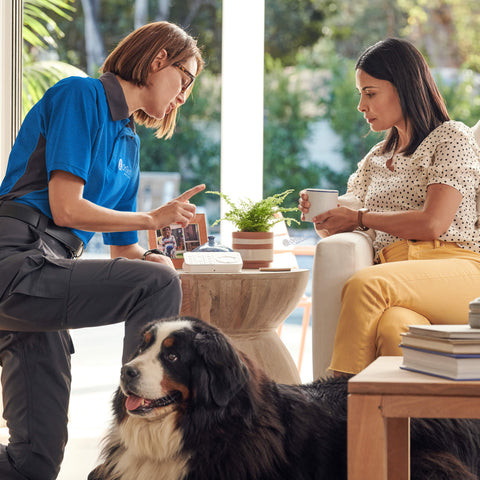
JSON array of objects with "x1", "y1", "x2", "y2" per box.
[
  {"x1": 23, "y1": 0, "x2": 84, "y2": 117},
  {"x1": 21, "y1": 0, "x2": 480, "y2": 228}
]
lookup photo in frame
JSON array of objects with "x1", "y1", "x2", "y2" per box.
[{"x1": 148, "y1": 213, "x2": 208, "y2": 269}]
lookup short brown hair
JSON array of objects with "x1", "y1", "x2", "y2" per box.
[{"x1": 101, "y1": 21, "x2": 204, "y2": 139}]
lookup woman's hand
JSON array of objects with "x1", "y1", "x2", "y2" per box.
[
  {"x1": 110, "y1": 244, "x2": 175, "y2": 267},
  {"x1": 298, "y1": 189, "x2": 310, "y2": 221},
  {"x1": 142, "y1": 252, "x2": 174, "y2": 268},
  {"x1": 149, "y1": 184, "x2": 205, "y2": 229},
  {"x1": 299, "y1": 189, "x2": 358, "y2": 237},
  {"x1": 311, "y1": 206, "x2": 358, "y2": 237}
]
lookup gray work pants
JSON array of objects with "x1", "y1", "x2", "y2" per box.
[{"x1": 0, "y1": 216, "x2": 182, "y2": 479}]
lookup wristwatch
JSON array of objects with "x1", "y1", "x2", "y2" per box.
[
  {"x1": 357, "y1": 208, "x2": 370, "y2": 231},
  {"x1": 142, "y1": 248, "x2": 166, "y2": 260}
]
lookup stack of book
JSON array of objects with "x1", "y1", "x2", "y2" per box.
[{"x1": 400, "y1": 324, "x2": 480, "y2": 380}]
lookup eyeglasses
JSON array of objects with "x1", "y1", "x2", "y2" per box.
[{"x1": 173, "y1": 62, "x2": 196, "y2": 93}]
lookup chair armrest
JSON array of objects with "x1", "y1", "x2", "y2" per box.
[{"x1": 311, "y1": 231, "x2": 374, "y2": 378}]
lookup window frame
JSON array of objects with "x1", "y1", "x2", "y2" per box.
[{"x1": 0, "y1": 0, "x2": 22, "y2": 179}]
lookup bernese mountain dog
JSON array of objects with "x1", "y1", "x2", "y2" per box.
[{"x1": 88, "y1": 316, "x2": 480, "y2": 480}]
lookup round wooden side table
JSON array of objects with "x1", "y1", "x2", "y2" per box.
[{"x1": 179, "y1": 268, "x2": 309, "y2": 384}]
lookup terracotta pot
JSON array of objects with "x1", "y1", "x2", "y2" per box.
[{"x1": 232, "y1": 231, "x2": 274, "y2": 269}]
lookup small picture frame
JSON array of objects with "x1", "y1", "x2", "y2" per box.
[{"x1": 148, "y1": 213, "x2": 208, "y2": 269}]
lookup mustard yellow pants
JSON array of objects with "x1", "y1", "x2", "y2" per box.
[{"x1": 329, "y1": 240, "x2": 480, "y2": 374}]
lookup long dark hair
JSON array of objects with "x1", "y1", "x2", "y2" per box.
[{"x1": 356, "y1": 38, "x2": 450, "y2": 155}]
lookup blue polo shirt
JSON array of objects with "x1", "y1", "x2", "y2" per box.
[{"x1": 0, "y1": 72, "x2": 140, "y2": 247}]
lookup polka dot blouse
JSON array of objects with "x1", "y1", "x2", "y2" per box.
[{"x1": 347, "y1": 120, "x2": 480, "y2": 257}]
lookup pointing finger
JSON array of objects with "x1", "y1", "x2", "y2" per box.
[{"x1": 176, "y1": 184, "x2": 206, "y2": 202}]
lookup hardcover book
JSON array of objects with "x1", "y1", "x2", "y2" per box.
[
  {"x1": 400, "y1": 344, "x2": 480, "y2": 381},
  {"x1": 400, "y1": 332, "x2": 480, "y2": 354},
  {"x1": 406, "y1": 324, "x2": 480, "y2": 340}
]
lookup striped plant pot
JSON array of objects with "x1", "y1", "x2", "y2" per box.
[{"x1": 232, "y1": 231, "x2": 274, "y2": 269}]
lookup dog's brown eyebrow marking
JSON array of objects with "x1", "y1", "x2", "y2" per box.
[
  {"x1": 144, "y1": 330, "x2": 153, "y2": 346},
  {"x1": 163, "y1": 336, "x2": 175, "y2": 348}
]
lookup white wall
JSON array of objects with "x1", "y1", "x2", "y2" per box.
[
  {"x1": 220, "y1": 0, "x2": 265, "y2": 243},
  {"x1": 0, "y1": 0, "x2": 22, "y2": 180}
]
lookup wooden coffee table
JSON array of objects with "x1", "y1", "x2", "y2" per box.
[
  {"x1": 179, "y1": 268, "x2": 309, "y2": 384},
  {"x1": 348, "y1": 356, "x2": 480, "y2": 480}
]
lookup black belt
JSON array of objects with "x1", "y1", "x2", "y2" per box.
[{"x1": 0, "y1": 201, "x2": 84, "y2": 257}]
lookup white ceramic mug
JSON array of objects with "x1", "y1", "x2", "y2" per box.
[{"x1": 303, "y1": 189, "x2": 338, "y2": 222}]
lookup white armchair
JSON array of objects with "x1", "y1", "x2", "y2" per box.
[
  {"x1": 311, "y1": 232, "x2": 374, "y2": 378},
  {"x1": 311, "y1": 120, "x2": 480, "y2": 379}
]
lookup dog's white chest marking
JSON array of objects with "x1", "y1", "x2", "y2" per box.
[{"x1": 113, "y1": 413, "x2": 189, "y2": 480}]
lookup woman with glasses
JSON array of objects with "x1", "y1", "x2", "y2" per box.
[{"x1": 0, "y1": 21, "x2": 204, "y2": 479}]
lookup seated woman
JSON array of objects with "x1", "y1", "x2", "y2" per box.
[{"x1": 299, "y1": 37, "x2": 480, "y2": 376}]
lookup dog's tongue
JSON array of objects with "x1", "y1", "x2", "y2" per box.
[{"x1": 125, "y1": 395, "x2": 144, "y2": 411}]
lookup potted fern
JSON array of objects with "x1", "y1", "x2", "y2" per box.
[{"x1": 207, "y1": 189, "x2": 299, "y2": 268}]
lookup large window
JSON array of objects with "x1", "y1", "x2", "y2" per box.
[
  {"x1": 3, "y1": 1, "x2": 266, "y2": 246},
  {"x1": 4, "y1": 1, "x2": 480, "y2": 230}
]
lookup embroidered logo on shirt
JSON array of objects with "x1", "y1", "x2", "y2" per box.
[{"x1": 118, "y1": 158, "x2": 132, "y2": 177}]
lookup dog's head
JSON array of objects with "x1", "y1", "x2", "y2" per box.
[{"x1": 120, "y1": 317, "x2": 250, "y2": 418}]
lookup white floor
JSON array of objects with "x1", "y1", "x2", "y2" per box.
[{"x1": 0, "y1": 321, "x2": 313, "y2": 479}]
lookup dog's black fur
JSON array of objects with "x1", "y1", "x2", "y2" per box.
[{"x1": 89, "y1": 316, "x2": 480, "y2": 480}]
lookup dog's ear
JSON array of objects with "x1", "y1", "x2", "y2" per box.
[{"x1": 192, "y1": 329, "x2": 249, "y2": 407}]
